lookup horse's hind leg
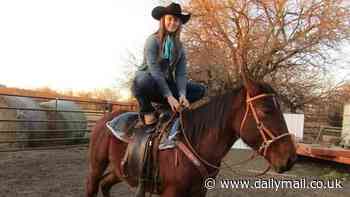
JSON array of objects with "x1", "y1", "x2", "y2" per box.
[
  {"x1": 100, "y1": 171, "x2": 121, "y2": 197},
  {"x1": 86, "y1": 133, "x2": 110, "y2": 197},
  {"x1": 86, "y1": 160, "x2": 108, "y2": 197}
]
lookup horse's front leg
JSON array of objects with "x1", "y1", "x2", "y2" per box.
[
  {"x1": 100, "y1": 171, "x2": 122, "y2": 197},
  {"x1": 86, "y1": 161, "x2": 107, "y2": 197}
]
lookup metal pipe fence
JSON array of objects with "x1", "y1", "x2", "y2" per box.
[
  {"x1": 1, "y1": 91, "x2": 348, "y2": 152},
  {"x1": 0, "y1": 92, "x2": 136, "y2": 152}
]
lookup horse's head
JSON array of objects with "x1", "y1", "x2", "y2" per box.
[{"x1": 235, "y1": 72, "x2": 297, "y2": 173}]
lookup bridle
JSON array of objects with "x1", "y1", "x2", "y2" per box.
[
  {"x1": 176, "y1": 91, "x2": 295, "y2": 178},
  {"x1": 240, "y1": 92, "x2": 293, "y2": 157}
]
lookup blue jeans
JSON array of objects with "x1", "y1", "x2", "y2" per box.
[{"x1": 132, "y1": 71, "x2": 206, "y2": 115}]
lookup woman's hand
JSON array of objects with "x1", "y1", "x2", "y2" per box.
[
  {"x1": 167, "y1": 96, "x2": 180, "y2": 112},
  {"x1": 179, "y1": 95, "x2": 190, "y2": 108}
]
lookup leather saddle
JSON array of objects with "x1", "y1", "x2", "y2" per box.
[{"x1": 106, "y1": 110, "x2": 176, "y2": 196}]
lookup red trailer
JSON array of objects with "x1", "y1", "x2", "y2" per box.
[{"x1": 297, "y1": 143, "x2": 350, "y2": 165}]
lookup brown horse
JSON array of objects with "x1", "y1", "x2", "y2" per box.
[{"x1": 86, "y1": 78, "x2": 297, "y2": 197}]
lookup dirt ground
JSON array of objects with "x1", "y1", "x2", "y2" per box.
[{"x1": 0, "y1": 147, "x2": 349, "y2": 197}]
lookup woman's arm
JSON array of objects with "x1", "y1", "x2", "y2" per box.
[
  {"x1": 175, "y1": 47, "x2": 188, "y2": 97},
  {"x1": 145, "y1": 35, "x2": 173, "y2": 98}
]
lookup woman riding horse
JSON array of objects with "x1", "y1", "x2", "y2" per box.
[
  {"x1": 86, "y1": 4, "x2": 298, "y2": 197},
  {"x1": 132, "y1": 2, "x2": 206, "y2": 126}
]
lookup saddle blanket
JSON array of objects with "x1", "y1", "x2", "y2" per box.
[{"x1": 105, "y1": 112, "x2": 180, "y2": 150}]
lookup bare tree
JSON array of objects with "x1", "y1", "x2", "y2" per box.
[{"x1": 181, "y1": 0, "x2": 350, "y2": 111}]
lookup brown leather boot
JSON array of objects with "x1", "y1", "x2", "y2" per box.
[
  {"x1": 144, "y1": 113, "x2": 157, "y2": 125},
  {"x1": 134, "y1": 113, "x2": 157, "y2": 129}
]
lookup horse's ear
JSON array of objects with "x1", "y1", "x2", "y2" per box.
[
  {"x1": 236, "y1": 51, "x2": 258, "y2": 95},
  {"x1": 240, "y1": 70, "x2": 258, "y2": 95}
]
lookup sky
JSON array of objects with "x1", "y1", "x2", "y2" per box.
[
  {"x1": 0, "y1": 0, "x2": 349, "y2": 93},
  {"x1": 0, "y1": 0, "x2": 161, "y2": 92}
]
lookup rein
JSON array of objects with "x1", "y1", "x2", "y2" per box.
[{"x1": 176, "y1": 91, "x2": 292, "y2": 177}]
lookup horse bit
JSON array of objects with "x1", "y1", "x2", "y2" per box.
[{"x1": 240, "y1": 92, "x2": 294, "y2": 157}]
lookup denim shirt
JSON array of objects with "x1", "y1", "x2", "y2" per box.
[{"x1": 139, "y1": 34, "x2": 187, "y2": 98}]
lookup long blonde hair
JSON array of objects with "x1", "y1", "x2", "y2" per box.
[{"x1": 154, "y1": 16, "x2": 182, "y2": 65}]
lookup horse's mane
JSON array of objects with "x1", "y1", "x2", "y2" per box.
[
  {"x1": 180, "y1": 85, "x2": 243, "y2": 146},
  {"x1": 180, "y1": 82, "x2": 277, "y2": 146}
]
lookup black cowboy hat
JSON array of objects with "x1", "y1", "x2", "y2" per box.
[{"x1": 152, "y1": 2, "x2": 191, "y2": 24}]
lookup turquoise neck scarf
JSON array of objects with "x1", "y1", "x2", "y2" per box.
[{"x1": 162, "y1": 35, "x2": 174, "y2": 61}]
